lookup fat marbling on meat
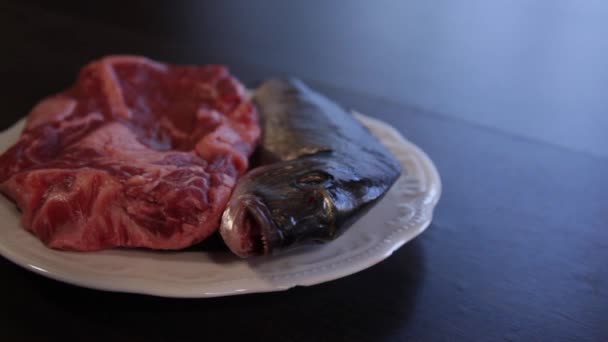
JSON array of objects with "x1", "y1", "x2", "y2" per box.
[{"x1": 0, "y1": 55, "x2": 260, "y2": 251}]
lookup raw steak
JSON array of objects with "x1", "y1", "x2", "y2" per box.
[{"x1": 0, "y1": 55, "x2": 260, "y2": 251}]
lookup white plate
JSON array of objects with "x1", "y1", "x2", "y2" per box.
[{"x1": 0, "y1": 112, "x2": 441, "y2": 298}]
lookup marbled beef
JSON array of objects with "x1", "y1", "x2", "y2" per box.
[{"x1": 0, "y1": 55, "x2": 260, "y2": 251}]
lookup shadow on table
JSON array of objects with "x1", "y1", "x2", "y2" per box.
[{"x1": 14, "y1": 239, "x2": 426, "y2": 341}]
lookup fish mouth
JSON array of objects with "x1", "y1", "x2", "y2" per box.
[{"x1": 220, "y1": 195, "x2": 279, "y2": 258}]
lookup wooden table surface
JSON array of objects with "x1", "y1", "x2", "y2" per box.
[{"x1": 1, "y1": 1, "x2": 607, "y2": 341}]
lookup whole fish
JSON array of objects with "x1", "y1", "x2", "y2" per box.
[{"x1": 219, "y1": 78, "x2": 401, "y2": 257}]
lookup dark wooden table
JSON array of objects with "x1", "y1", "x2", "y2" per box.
[{"x1": 1, "y1": 1, "x2": 607, "y2": 341}]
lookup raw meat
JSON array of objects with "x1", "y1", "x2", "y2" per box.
[{"x1": 0, "y1": 55, "x2": 260, "y2": 251}]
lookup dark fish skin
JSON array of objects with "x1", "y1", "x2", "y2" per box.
[{"x1": 219, "y1": 78, "x2": 401, "y2": 257}]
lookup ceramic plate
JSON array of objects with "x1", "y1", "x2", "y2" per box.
[{"x1": 0, "y1": 112, "x2": 441, "y2": 298}]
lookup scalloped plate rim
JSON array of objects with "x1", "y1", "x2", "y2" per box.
[{"x1": 0, "y1": 112, "x2": 441, "y2": 298}]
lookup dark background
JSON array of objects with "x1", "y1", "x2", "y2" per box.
[{"x1": 1, "y1": 1, "x2": 607, "y2": 341}]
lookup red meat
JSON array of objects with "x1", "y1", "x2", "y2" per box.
[{"x1": 0, "y1": 55, "x2": 260, "y2": 251}]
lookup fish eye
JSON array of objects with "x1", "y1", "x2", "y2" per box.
[{"x1": 294, "y1": 171, "x2": 333, "y2": 188}]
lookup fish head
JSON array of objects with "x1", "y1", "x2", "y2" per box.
[{"x1": 220, "y1": 157, "x2": 378, "y2": 258}]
